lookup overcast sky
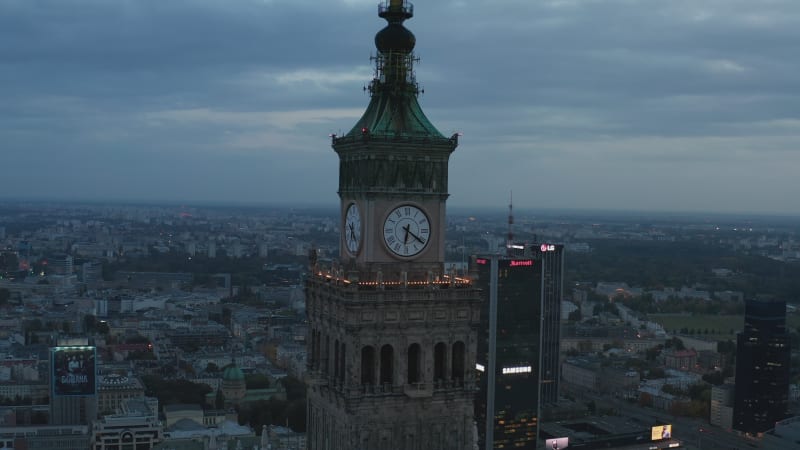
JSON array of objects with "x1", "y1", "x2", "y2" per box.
[{"x1": 2, "y1": 0, "x2": 799, "y2": 214}]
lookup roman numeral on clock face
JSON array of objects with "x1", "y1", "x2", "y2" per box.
[{"x1": 383, "y1": 204, "x2": 431, "y2": 257}]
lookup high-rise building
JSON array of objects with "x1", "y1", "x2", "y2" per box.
[
  {"x1": 50, "y1": 346, "x2": 97, "y2": 425},
  {"x1": 473, "y1": 254, "x2": 543, "y2": 450},
  {"x1": 733, "y1": 299, "x2": 790, "y2": 434},
  {"x1": 81, "y1": 261, "x2": 103, "y2": 286},
  {"x1": 304, "y1": 2, "x2": 481, "y2": 449},
  {"x1": 49, "y1": 254, "x2": 73, "y2": 276},
  {"x1": 534, "y1": 243, "x2": 564, "y2": 405}
]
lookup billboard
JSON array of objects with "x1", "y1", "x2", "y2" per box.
[
  {"x1": 545, "y1": 437, "x2": 569, "y2": 449},
  {"x1": 651, "y1": 424, "x2": 672, "y2": 441},
  {"x1": 52, "y1": 346, "x2": 96, "y2": 396}
]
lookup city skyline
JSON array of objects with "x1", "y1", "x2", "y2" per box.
[{"x1": 3, "y1": 0, "x2": 800, "y2": 214}]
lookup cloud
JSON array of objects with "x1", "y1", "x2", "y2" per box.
[{"x1": 1, "y1": 0, "x2": 800, "y2": 213}]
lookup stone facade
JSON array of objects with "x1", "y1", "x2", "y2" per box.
[{"x1": 305, "y1": 276, "x2": 480, "y2": 450}]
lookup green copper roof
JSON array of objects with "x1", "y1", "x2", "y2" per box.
[
  {"x1": 340, "y1": 2, "x2": 446, "y2": 141},
  {"x1": 222, "y1": 364, "x2": 245, "y2": 381},
  {"x1": 345, "y1": 89, "x2": 446, "y2": 139}
]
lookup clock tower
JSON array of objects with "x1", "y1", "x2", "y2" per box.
[{"x1": 305, "y1": 1, "x2": 481, "y2": 449}]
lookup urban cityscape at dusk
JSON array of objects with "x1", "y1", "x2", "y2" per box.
[{"x1": 2, "y1": 1, "x2": 800, "y2": 450}]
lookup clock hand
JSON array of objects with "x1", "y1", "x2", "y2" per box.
[
  {"x1": 402, "y1": 224, "x2": 410, "y2": 244},
  {"x1": 348, "y1": 224, "x2": 357, "y2": 242},
  {"x1": 407, "y1": 228, "x2": 426, "y2": 244}
]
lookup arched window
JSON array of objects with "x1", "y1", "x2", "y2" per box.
[
  {"x1": 452, "y1": 341, "x2": 465, "y2": 381},
  {"x1": 380, "y1": 344, "x2": 394, "y2": 385},
  {"x1": 434, "y1": 342, "x2": 447, "y2": 381},
  {"x1": 361, "y1": 346, "x2": 376, "y2": 385},
  {"x1": 408, "y1": 343, "x2": 422, "y2": 384}
]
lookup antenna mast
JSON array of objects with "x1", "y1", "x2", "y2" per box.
[{"x1": 506, "y1": 191, "x2": 514, "y2": 256}]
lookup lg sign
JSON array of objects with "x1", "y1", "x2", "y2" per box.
[{"x1": 540, "y1": 244, "x2": 556, "y2": 252}]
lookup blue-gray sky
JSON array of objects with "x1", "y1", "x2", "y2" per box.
[{"x1": 2, "y1": 0, "x2": 799, "y2": 214}]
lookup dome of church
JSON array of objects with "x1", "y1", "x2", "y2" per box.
[
  {"x1": 222, "y1": 364, "x2": 245, "y2": 382},
  {"x1": 375, "y1": 23, "x2": 415, "y2": 54}
]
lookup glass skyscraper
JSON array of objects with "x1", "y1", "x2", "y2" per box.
[
  {"x1": 473, "y1": 251, "x2": 548, "y2": 450},
  {"x1": 733, "y1": 299, "x2": 790, "y2": 435}
]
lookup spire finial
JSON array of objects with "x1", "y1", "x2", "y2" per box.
[{"x1": 379, "y1": 0, "x2": 414, "y2": 23}]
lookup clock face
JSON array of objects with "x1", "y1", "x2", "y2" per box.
[
  {"x1": 344, "y1": 203, "x2": 362, "y2": 255},
  {"x1": 383, "y1": 205, "x2": 431, "y2": 257}
]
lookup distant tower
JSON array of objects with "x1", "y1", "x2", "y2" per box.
[
  {"x1": 81, "y1": 261, "x2": 103, "y2": 287},
  {"x1": 534, "y1": 242, "x2": 564, "y2": 405},
  {"x1": 733, "y1": 299, "x2": 790, "y2": 434},
  {"x1": 231, "y1": 241, "x2": 244, "y2": 259},
  {"x1": 208, "y1": 241, "x2": 217, "y2": 258},
  {"x1": 506, "y1": 192, "x2": 514, "y2": 255},
  {"x1": 305, "y1": 2, "x2": 481, "y2": 449},
  {"x1": 49, "y1": 254, "x2": 73, "y2": 276}
]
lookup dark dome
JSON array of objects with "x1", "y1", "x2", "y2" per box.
[
  {"x1": 375, "y1": 23, "x2": 415, "y2": 54},
  {"x1": 222, "y1": 364, "x2": 245, "y2": 382}
]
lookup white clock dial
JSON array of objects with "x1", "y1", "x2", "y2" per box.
[
  {"x1": 344, "y1": 203, "x2": 362, "y2": 255},
  {"x1": 383, "y1": 205, "x2": 431, "y2": 257}
]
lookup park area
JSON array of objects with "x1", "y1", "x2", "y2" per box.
[{"x1": 650, "y1": 313, "x2": 800, "y2": 341}]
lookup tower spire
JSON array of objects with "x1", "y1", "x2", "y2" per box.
[
  {"x1": 333, "y1": 1, "x2": 450, "y2": 140},
  {"x1": 507, "y1": 191, "x2": 514, "y2": 255},
  {"x1": 372, "y1": 0, "x2": 417, "y2": 94}
]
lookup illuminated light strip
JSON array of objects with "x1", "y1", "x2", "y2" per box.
[
  {"x1": 313, "y1": 272, "x2": 472, "y2": 286},
  {"x1": 475, "y1": 363, "x2": 485, "y2": 372},
  {"x1": 502, "y1": 366, "x2": 531, "y2": 374}
]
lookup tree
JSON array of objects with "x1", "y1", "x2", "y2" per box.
[
  {"x1": 568, "y1": 309, "x2": 582, "y2": 322},
  {"x1": 214, "y1": 389, "x2": 225, "y2": 409},
  {"x1": 702, "y1": 371, "x2": 725, "y2": 386},
  {"x1": 280, "y1": 376, "x2": 306, "y2": 402},
  {"x1": 141, "y1": 376, "x2": 212, "y2": 406},
  {"x1": 245, "y1": 373, "x2": 271, "y2": 389},
  {"x1": 645, "y1": 346, "x2": 662, "y2": 361},
  {"x1": 96, "y1": 321, "x2": 110, "y2": 334},
  {"x1": 84, "y1": 314, "x2": 96, "y2": 331},
  {"x1": 286, "y1": 400, "x2": 306, "y2": 432},
  {"x1": 664, "y1": 337, "x2": 685, "y2": 351}
]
